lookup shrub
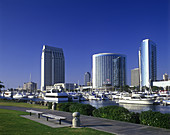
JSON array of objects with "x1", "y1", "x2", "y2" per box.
[
  {"x1": 56, "y1": 102, "x2": 76, "y2": 112},
  {"x1": 69, "y1": 103, "x2": 96, "y2": 116},
  {"x1": 47, "y1": 102, "x2": 52, "y2": 109},
  {"x1": 92, "y1": 105, "x2": 139, "y2": 123},
  {"x1": 139, "y1": 110, "x2": 170, "y2": 129},
  {"x1": 56, "y1": 102, "x2": 96, "y2": 116}
]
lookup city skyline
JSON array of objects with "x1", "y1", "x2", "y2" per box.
[{"x1": 0, "y1": 0, "x2": 169, "y2": 89}]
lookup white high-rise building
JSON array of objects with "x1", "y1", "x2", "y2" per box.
[
  {"x1": 41, "y1": 45, "x2": 65, "y2": 91},
  {"x1": 139, "y1": 39, "x2": 157, "y2": 89}
]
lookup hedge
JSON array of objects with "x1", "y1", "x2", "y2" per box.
[
  {"x1": 69, "y1": 103, "x2": 96, "y2": 116},
  {"x1": 49, "y1": 102, "x2": 170, "y2": 129},
  {"x1": 56, "y1": 102, "x2": 96, "y2": 116},
  {"x1": 139, "y1": 110, "x2": 170, "y2": 129},
  {"x1": 92, "y1": 106, "x2": 140, "y2": 123}
]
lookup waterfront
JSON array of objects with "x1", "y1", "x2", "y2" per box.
[
  {"x1": 1, "y1": 96, "x2": 170, "y2": 114},
  {"x1": 80, "y1": 100, "x2": 170, "y2": 114}
]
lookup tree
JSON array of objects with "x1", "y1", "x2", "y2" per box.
[
  {"x1": 0, "y1": 81, "x2": 5, "y2": 89},
  {"x1": 0, "y1": 81, "x2": 5, "y2": 92},
  {"x1": 123, "y1": 85, "x2": 130, "y2": 92}
]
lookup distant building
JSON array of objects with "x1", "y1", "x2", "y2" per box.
[
  {"x1": 23, "y1": 82, "x2": 37, "y2": 92},
  {"x1": 163, "y1": 73, "x2": 168, "y2": 81},
  {"x1": 84, "y1": 72, "x2": 91, "y2": 86},
  {"x1": 92, "y1": 53, "x2": 126, "y2": 88},
  {"x1": 41, "y1": 45, "x2": 65, "y2": 91},
  {"x1": 46, "y1": 83, "x2": 78, "y2": 91},
  {"x1": 153, "y1": 80, "x2": 170, "y2": 90},
  {"x1": 131, "y1": 68, "x2": 140, "y2": 87},
  {"x1": 139, "y1": 39, "x2": 157, "y2": 89}
]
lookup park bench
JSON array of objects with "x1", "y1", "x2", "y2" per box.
[
  {"x1": 42, "y1": 113, "x2": 66, "y2": 124},
  {"x1": 26, "y1": 110, "x2": 43, "y2": 118}
]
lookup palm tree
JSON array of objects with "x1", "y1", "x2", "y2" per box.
[{"x1": 0, "y1": 81, "x2": 5, "y2": 90}]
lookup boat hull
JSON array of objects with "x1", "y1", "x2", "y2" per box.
[
  {"x1": 44, "y1": 92, "x2": 68, "y2": 102},
  {"x1": 119, "y1": 98, "x2": 155, "y2": 105}
]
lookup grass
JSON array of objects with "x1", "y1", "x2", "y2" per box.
[
  {"x1": 0, "y1": 99, "x2": 48, "y2": 109},
  {"x1": 0, "y1": 109, "x2": 113, "y2": 135}
]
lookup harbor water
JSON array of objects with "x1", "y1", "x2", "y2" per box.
[{"x1": 80, "y1": 100, "x2": 170, "y2": 114}]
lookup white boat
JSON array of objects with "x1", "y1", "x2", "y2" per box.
[
  {"x1": 28, "y1": 94, "x2": 35, "y2": 99},
  {"x1": 112, "y1": 93, "x2": 122, "y2": 99},
  {"x1": 88, "y1": 94, "x2": 101, "y2": 100},
  {"x1": 98, "y1": 93, "x2": 109, "y2": 100},
  {"x1": 44, "y1": 89, "x2": 68, "y2": 102},
  {"x1": 4, "y1": 91, "x2": 13, "y2": 98},
  {"x1": 13, "y1": 93, "x2": 23, "y2": 99},
  {"x1": 162, "y1": 98, "x2": 170, "y2": 105},
  {"x1": 119, "y1": 97, "x2": 155, "y2": 105}
]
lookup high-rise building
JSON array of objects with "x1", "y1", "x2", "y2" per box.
[
  {"x1": 139, "y1": 39, "x2": 157, "y2": 89},
  {"x1": 41, "y1": 45, "x2": 65, "y2": 91},
  {"x1": 131, "y1": 68, "x2": 140, "y2": 87},
  {"x1": 92, "y1": 53, "x2": 126, "y2": 88},
  {"x1": 163, "y1": 73, "x2": 168, "y2": 81},
  {"x1": 84, "y1": 72, "x2": 91, "y2": 86}
]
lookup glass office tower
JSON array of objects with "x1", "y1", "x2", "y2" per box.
[
  {"x1": 92, "y1": 53, "x2": 126, "y2": 88},
  {"x1": 84, "y1": 72, "x2": 91, "y2": 86},
  {"x1": 139, "y1": 39, "x2": 157, "y2": 88},
  {"x1": 41, "y1": 45, "x2": 65, "y2": 91}
]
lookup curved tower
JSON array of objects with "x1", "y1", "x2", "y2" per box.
[{"x1": 92, "y1": 53, "x2": 126, "y2": 88}]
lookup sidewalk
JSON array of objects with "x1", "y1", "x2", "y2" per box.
[{"x1": 0, "y1": 105, "x2": 170, "y2": 135}]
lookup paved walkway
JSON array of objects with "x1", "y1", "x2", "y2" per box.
[{"x1": 0, "y1": 105, "x2": 170, "y2": 135}]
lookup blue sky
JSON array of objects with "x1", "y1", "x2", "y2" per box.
[{"x1": 0, "y1": 0, "x2": 169, "y2": 89}]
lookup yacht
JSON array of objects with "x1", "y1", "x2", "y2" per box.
[
  {"x1": 4, "y1": 91, "x2": 13, "y2": 98},
  {"x1": 119, "y1": 93, "x2": 155, "y2": 105},
  {"x1": 44, "y1": 89, "x2": 68, "y2": 102},
  {"x1": 13, "y1": 92, "x2": 23, "y2": 99},
  {"x1": 163, "y1": 98, "x2": 170, "y2": 105},
  {"x1": 88, "y1": 93, "x2": 101, "y2": 100},
  {"x1": 118, "y1": 96, "x2": 155, "y2": 105}
]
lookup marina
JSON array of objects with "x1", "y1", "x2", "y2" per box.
[{"x1": 0, "y1": 89, "x2": 170, "y2": 114}]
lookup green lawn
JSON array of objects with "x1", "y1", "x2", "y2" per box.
[
  {"x1": 0, "y1": 99, "x2": 48, "y2": 109},
  {"x1": 0, "y1": 109, "x2": 113, "y2": 135}
]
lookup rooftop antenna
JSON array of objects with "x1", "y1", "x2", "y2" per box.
[{"x1": 30, "y1": 73, "x2": 32, "y2": 82}]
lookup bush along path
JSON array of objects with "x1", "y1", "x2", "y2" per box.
[
  {"x1": 49, "y1": 102, "x2": 170, "y2": 129},
  {"x1": 1, "y1": 99, "x2": 170, "y2": 129}
]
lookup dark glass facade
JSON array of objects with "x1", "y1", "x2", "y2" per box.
[
  {"x1": 84, "y1": 72, "x2": 91, "y2": 86},
  {"x1": 41, "y1": 45, "x2": 65, "y2": 91},
  {"x1": 92, "y1": 53, "x2": 126, "y2": 88}
]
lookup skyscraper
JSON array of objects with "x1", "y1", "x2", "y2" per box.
[
  {"x1": 139, "y1": 39, "x2": 157, "y2": 89},
  {"x1": 41, "y1": 45, "x2": 65, "y2": 91},
  {"x1": 92, "y1": 53, "x2": 126, "y2": 88},
  {"x1": 131, "y1": 68, "x2": 140, "y2": 87},
  {"x1": 84, "y1": 72, "x2": 91, "y2": 86}
]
